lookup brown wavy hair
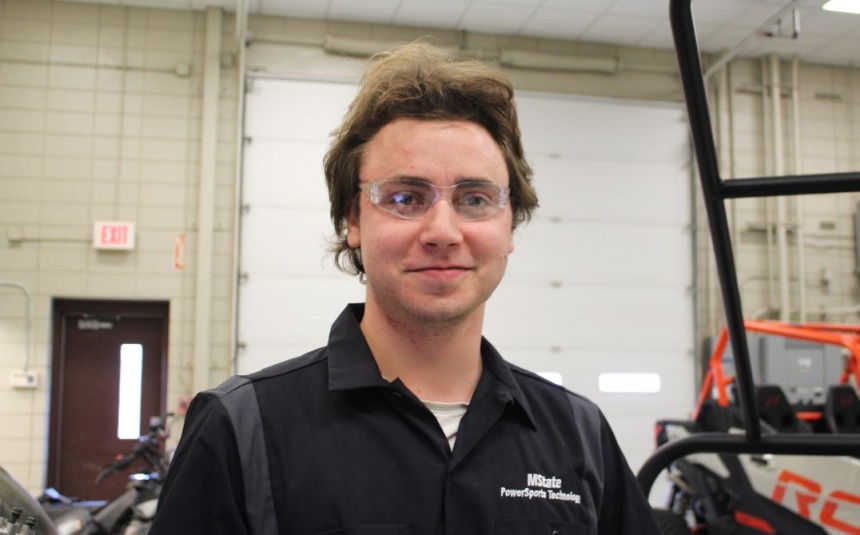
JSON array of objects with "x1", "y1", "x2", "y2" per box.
[{"x1": 324, "y1": 41, "x2": 538, "y2": 276}]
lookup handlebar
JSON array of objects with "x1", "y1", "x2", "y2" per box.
[{"x1": 94, "y1": 413, "x2": 173, "y2": 485}]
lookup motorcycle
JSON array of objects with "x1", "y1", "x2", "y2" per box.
[{"x1": 1, "y1": 415, "x2": 170, "y2": 535}]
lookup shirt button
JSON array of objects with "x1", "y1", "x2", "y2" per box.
[{"x1": 551, "y1": 530, "x2": 560, "y2": 535}]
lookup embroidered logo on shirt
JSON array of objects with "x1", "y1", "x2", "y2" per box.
[{"x1": 500, "y1": 473, "x2": 581, "y2": 504}]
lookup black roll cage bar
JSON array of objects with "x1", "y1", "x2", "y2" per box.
[{"x1": 637, "y1": 0, "x2": 860, "y2": 494}]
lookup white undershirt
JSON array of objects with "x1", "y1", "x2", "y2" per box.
[{"x1": 422, "y1": 399, "x2": 469, "y2": 450}]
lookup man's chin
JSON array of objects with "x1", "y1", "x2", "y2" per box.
[{"x1": 400, "y1": 300, "x2": 484, "y2": 330}]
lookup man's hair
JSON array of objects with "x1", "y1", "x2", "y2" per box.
[{"x1": 323, "y1": 40, "x2": 538, "y2": 276}]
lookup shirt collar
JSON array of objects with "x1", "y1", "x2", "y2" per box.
[
  {"x1": 326, "y1": 303, "x2": 536, "y2": 427},
  {"x1": 476, "y1": 336, "x2": 537, "y2": 430},
  {"x1": 327, "y1": 303, "x2": 389, "y2": 390}
]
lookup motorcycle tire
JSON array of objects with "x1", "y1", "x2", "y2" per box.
[{"x1": 653, "y1": 508, "x2": 692, "y2": 535}]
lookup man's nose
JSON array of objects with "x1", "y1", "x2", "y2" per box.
[{"x1": 419, "y1": 198, "x2": 463, "y2": 247}]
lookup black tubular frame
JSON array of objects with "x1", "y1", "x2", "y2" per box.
[{"x1": 637, "y1": 0, "x2": 860, "y2": 495}]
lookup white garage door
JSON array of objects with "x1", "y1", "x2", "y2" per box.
[{"x1": 237, "y1": 76, "x2": 693, "y2": 485}]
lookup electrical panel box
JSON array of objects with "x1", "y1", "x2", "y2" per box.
[
  {"x1": 716, "y1": 333, "x2": 844, "y2": 406},
  {"x1": 758, "y1": 335, "x2": 843, "y2": 405},
  {"x1": 9, "y1": 371, "x2": 38, "y2": 389}
]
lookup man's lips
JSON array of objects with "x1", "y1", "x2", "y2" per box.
[
  {"x1": 408, "y1": 265, "x2": 471, "y2": 279},
  {"x1": 408, "y1": 264, "x2": 470, "y2": 272}
]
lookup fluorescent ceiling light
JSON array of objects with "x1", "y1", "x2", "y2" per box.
[
  {"x1": 598, "y1": 372, "x2": 661, "y2": 394},
  {"x1": 823, "y1": 0, "x2": 860, "y2": 15}
]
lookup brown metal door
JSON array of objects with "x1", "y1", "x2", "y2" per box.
[{"x1": 48, "y1": 299, "x2": 168, "y2": 501}]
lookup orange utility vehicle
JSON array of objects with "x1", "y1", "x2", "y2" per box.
[{"x1": 652, "y1": 321, "x2": 860, "y2": 534}]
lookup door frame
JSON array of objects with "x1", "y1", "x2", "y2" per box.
[{"x1": 47, "y1": 298, "x2": 169, "y2": 490}]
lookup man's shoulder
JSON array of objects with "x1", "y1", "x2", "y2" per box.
[
  {"x1": 506, "y1": 362, "x2": 605, "y2": 432},
  {"x1": 246, "y1": 347, "x2": 328, "y2": 381},
  {"x1": 507, "y1": 362, "x2": 596, "y2": 406},
  {"x1": 205, "y1": 347, "x2": 328, "y2": 401}
]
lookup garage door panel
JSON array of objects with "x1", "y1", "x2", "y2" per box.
[
  {"x1": 245, "y1": 80, "x2": 357, "y2": 140},
  {"x1": 485, "y1": 284, "x2": 692, "y2": 349},
  {"x1": 532, "y1": 157, "x2": 690, "y2": 224},
  {"x1": 242, "y1": 139, "x2": 330, "y2": 207},
  {"x1": 519, "y1": 98, "x2": 688, "y2": 163},
  {"x1": 509, "y1": 219, "x2": 692, "y2": 287},
  {"x1": 238, "y1": 276, "x2": 364, "y2": 345},
  {"x1": 240, "y1": 206, "x2": 334, "y2": 275}
]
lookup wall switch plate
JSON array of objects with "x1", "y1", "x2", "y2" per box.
[{"x1": 10, "y1": 371, "x2": 38, "y2": 389}]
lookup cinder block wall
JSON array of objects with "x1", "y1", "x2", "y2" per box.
[
  {"x1": 696, "y1": 58, "x2": 860, "y2": 346},
  {"x1": 0, "y1": 0, "x2": 238, "y2": 492}
]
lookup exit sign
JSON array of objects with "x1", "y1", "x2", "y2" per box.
[{"x1": 93, "y1": 221, "x2": 136, "y2": 250}]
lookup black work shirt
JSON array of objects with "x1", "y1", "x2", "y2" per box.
[{"x1": 151, "y1": 304, "x2": 660, "y2": 535}]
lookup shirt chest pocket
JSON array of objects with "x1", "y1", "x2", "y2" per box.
[{"x1": 496, "y1": 519, "x2": 594, "y2": 535}]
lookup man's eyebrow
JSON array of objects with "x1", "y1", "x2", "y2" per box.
[
  {"x1": 393, "y1": 175, "x2": 430, "y2": 184},
  {"x1": 379, "y1": 176, "x2": 499, "y2": 187},
  {"x1": 373, "y1": 175, "x2": 431, "y2": 185},
  {"x1": 454, "y1": 177, "x2": 496, "y2": 185}
]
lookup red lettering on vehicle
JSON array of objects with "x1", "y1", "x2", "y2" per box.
[
  {"x1": 772, "y1": 470, "x2": 821, "y2": 519},
  {"x1": 771, "y1": 469, "x2": 860, "y2": 534},
  {"x1": 821, "y1": 490, "x2": 860, "y2": 535}
]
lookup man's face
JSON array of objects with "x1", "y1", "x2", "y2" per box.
[{"x1": 348, "y1": 118, "x2": 515, "y2": 329}]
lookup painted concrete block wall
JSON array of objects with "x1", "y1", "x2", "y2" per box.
[
  {"x1": 695, "y1": 57, "x2": 860, "y2": 346},
  {"x1": 0, "y1": 0, "x2": 238, "y2": 492}
]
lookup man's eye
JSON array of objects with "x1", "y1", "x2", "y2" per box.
[
  {"x1": 388, "y1": 191, "x2": 420, "y2": 206},
  {"x1": 456, "y1": 186, "x2": 496, "y2": 207},
  {"x1": 461, "y1": 193, "x2": 491, "y2": 207}
]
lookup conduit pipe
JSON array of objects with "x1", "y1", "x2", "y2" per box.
[
  {"x1": 725, "y1": 63, "x2": 741, "y2": 335},
  {"x1": 791, "y1": 57, "x2": 808, "y2": 322},
  {"x1": 193, "y1": 7, "x2": 222, "y2": 394},
  {"x1": 0, "y1": 280, "x2": 32, "y2": 371},
  {"x1": 770, "y1": 55, "x2": 791, "y2": 322},
  {"x1": 721, "y1": 65, "x2": 740, "y2": 253},
  {"x1": 713, "y1": 64, "x2": 734, "y2": 337},
  {"x1": 230, "y1": 0, "x2": 249, "y2": 375},
  {"x1": 762, "y1": 58, "x2": 776, "y2": 315}
]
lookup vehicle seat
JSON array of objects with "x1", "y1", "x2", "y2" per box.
[
  {"x1": 756, "y1": 385, "x2": 811, "y2": 433},
  {"x1": 696, "y1": 398, "x2": 743, "y2": 432},
  {"x1": 823, "y1": 384, "x2": 860, "y2": 434}
]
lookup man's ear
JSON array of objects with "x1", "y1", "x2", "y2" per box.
[{"x1": 346, "y1": 209, "x2": 360, "y2": 248}]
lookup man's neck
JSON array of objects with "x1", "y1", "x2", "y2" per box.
[{"x1": 359, "y1": 304, "x2": 484, "y2": 403}]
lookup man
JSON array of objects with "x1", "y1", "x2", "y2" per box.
[{"x1": 151, "y1": 41, "x2": 661, "y2": 534}]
